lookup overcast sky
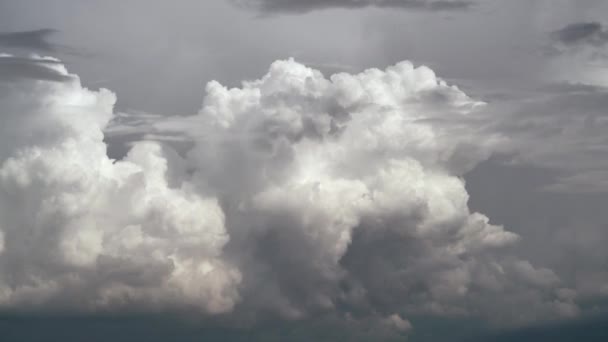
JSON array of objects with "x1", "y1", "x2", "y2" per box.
[{"x1": 1, "y1": 1, "x2": 608, "y2": 341}]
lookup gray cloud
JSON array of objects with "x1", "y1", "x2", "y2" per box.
[
  {"x1": 0, "y1": 56, "x2": 72, "y2": 82},
  {"x1": 551, "y1": 22, "x2": 608, "y2": 47},
  {"x1": 481, "y1": 82, "x2": 608, "y2": 192},
  {"x1": 232, "y1": 0, "x2": 473, "y2": 14},
  {"x1": 0, "y1": 29, "x2": 58, "y2": 51},
  {"x1": 547, "y1": 22, "x2": 608, "y2": 63}
]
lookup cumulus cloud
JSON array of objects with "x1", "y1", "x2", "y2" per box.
[
  {"x1": 0, "y1": 54, "x2": 240, "y2": 314},
  {"x1": 0, "y1": 54, "x2": 576, "y2": 330},
  {"x1": 232, "y1": 0, "x2": 473, "y2": 14},
  {"x1": 485, "y1": 82, "x2": 608, "y2": 192}
]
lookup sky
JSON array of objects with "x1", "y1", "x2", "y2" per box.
[{"x1": 0, "y1": 0, "x2": 608, "y2": 341}]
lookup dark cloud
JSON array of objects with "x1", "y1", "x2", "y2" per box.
[
  {"x1": 0, "y1": 312, "x2": 435, "y2": 342},
  {"x1": 466, "y1": 314, "x2": 608, "y2": 342},
  {"x1": 551, "y1": 22, "x2": 608, "y2": 46},
  {"x1": 0, "y1": 29, "x2": 58, "y2": 51},
  {"x1": 547, "y1": 22, "x2": 608, "y2": 59},
  {"x1": 232, "y1": 0, "x2": 473, "y2": 14},
  {"x1": 0, "y1": 312, "x2": 606, "y2": 342}
]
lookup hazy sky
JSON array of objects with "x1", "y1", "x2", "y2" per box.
[{"x1": 1, "y1": 1, "x2": 608, "y2": 341}]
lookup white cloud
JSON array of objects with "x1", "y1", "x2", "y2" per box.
[
  {"x1": 0, "y1": 55, "x2": 576, "y2": 326},
  {"x1": 0, "y1": 55, "x2": 240, "y2": 313},
  {"x1": 184, "y1": 58, "x2": 574, "y2": 323},
  {"x1": 384, "y1": 314, "x2": 413, "y2": 332}
]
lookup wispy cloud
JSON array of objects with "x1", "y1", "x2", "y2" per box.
[
  {"x1": 0, "y1": 55, "x2": 72, "y2": 82},
  {"x1": 232, "y1": 0, "x2": 474, "y2": 14},
  {"x1": 0, "y1": 29, "x2": 59, "y2": 51}
]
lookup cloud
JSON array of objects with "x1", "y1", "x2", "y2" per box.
[
  {"x1": 534, "y1": 25, "x2": 608, "y2": 185},
  {"x1": 0, "y1": 55, "x2": 576, "y2": 331},
  {"x1": 484, "y1": 82, "x2": 608, "y2": 193},
  {"x1": 232, "y1": 0, "x2": 473, "y2": 14},
  {"x1": 0, "y1": 55, "x2": 241, "y2": 314},
  {"x1": 551, "y1": 22, "x2": 608, "y2": 47},
  {"x1": 383, "y1": 314, "x2": 413, "y2": 332},
  {"x1": 180, "y1": 59, "x2": 571, "y2": 324},
  {"x1": 0, "y1": 55, "x2": 73, "y2": 82},
  {"x1": 0, "y1": 29, "x2": 58, "y2": 51},
  {"x1": 547, "y1": 22, "x2": 608, "y2": 67}
]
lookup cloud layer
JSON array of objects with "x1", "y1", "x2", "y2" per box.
[
  {"x1": 232, "y1": 0, "x2": 473, "y2": 14},
  {"x1": 0, "y1": 55, "x2": 578, "y2": 331},
  {"x1": 0, "y1": 29, "x2": 58, "y2": 51}
]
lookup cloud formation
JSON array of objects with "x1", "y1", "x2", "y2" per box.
[
  {"x1": 0, "y1": 55, "x2": 241, "y2": 314},
  {"x1": 0, "y1": 29, "x2": 58, "y2": 51},
  {"x1": 481, "y1": 81, "x2": 608, "y2": 193},
  {"x1": 547, "y1": 22, "x2": 608, "y2": 67},
  {"x1": 232, "y1": 0, "x2": 473, "y2": 14},
  {"x1": 0, "y1": 55, "x2": 577, "y2": 331},
  {"x1": 0, "y1": 55, "x2": 72, "y2": 82},
  {"x1": 551, "y1": 22, "x2": 608, "y2": 47}
]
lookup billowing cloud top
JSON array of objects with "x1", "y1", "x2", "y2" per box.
[
  {"x1": 0, "y1": 55, "x2": 577, "y2": 331},
  {"x1": 0, "y1": 55, "x2": 240, "y2": 314}
]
